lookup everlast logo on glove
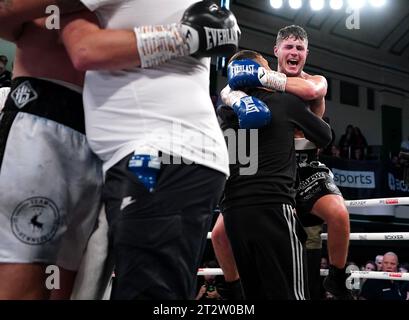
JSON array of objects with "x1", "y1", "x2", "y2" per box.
[
  {"x1": 204, "y1": 27, "x2": 239, "y2": 51},
  {"x1": 242, "y1": 96, "x2": 261, "y2": 115},
  {"x1": 229, "y1": 63, "x2": 257, "y2": 76},
  {"x1": 180, "y1": 0, "x2": 241, "y2": 58}
]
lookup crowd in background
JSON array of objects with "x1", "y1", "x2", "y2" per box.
[
  {"x1": 319, "y1": 120, "x2": 369, "y2": 161},
  {"x1": 197, "y1": 252, "x2": 409, "y2": 301}
]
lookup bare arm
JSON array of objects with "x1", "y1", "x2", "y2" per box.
[
  {"x1": 0, "y1": 0, "x2": 85, "y2": 41},
  {"x1": 60, "y1": 12, "x2": 141, "y2": 71},
  {"x1": 285, "y1": 75, "x2": 328, "y2": 101},
  {"x1": 285, "y1": 74, "x2": 327, "y2": 102},
  {"x1": 287, "y1": 74, "x2": 327, "y2": 118}
]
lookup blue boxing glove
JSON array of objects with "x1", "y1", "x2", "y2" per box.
[
  {"x1": 219, "y1": 84, "x2": 271, "y2": 129},
  {"x1": 228, "y1": 59, "x2": 263, "y2": 89},
  {"x1": 232, "y1": 96, "x2": 271, "y2": 129},
  {"x1": 228, "y1": 59, "x2": 287, "y2": 92}
]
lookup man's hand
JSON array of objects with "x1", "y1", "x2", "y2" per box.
[{"x1": 219, "y1": 85, "x2": 271, "y2": 129}]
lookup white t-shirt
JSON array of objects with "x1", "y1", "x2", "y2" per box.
[
  {"x1": 0, "y1": 87, "x2": 10, "y2": 112},
  {"x1": 80, "y1": 0, "x2": 229, "y2": 176}
]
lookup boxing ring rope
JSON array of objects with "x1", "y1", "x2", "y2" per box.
[
  {"x1": 347, "y1": 271, "x2": 409, "y2": 281},
  {"x1": 344, "y1": 197, "x2": 409, "y2": 207},
  {"x1": 321, "y1": 232, "x2": 409, "y2": 241},
  {"x1": 207, "y1": 197, "x2": 409, "y2": 240},
  {"x1": 207, "y1": 232, "x2": 409, "y2": 241},
  {"x1": 198, "y1": 268, "x2": 409, "y2": 281},
  {"x1": 319, "y1": 269, "x2": 409, "y2": 281},
  {"x1": 201, "y1": 197, "x2": 409, "y2": 280},
  {"x1": 198, "y1": 268, "x2": 225, "y2": 276}
]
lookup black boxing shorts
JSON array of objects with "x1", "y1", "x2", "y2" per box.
[{"x1": 296, "y1": 161, "x2": 342, "y2": 227}]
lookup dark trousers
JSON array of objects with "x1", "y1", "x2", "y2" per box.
[
  {"x1": 103, "y1": 154, "x2": 225, "y2": 300},
  {"x1": 306, "y1": 249, "x2": 322, "y2": 300},
  {"x1": 224, "y1": 204, "x2": 309, "y2": 300}
]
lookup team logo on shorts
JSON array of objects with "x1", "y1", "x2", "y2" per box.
[
  {"x1": 11, "y1": 197, "x2": 61, "y2": 245},
  {"x1": 10, "y1": 81, "x2": 38, "y2": 109}
]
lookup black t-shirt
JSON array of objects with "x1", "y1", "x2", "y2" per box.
[
  {"x1": 360, "y1": 279, "x2": 409, "y2": 300},
  {"x1": 218, "y1": 89, "x2": 332, "y2": 211}
]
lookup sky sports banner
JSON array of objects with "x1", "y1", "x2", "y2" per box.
[{"x1": 319, "y1": 156, "x2": 409, "y2": 200}]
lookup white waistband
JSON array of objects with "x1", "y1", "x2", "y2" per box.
[{"x1": 294, "y1": 138, "x2": 317, "y2": 151}]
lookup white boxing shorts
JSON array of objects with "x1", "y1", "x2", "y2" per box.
[{"x1": 0, "y1": 77, "x2": 103, "y2": 271}]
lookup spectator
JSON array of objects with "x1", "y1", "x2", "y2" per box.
[
  {"x1": 363, "y1": 261, "x2": 377, "y2": 271},
  {"x1": 0, "y1": 55, "x2": 12, "y2": 88},
  {"x1": 339, "y1": 125, "x2": 355, "y2": 159},
  {"x1": 353, "y1": 148, "x2": 365, "y2": 161},
  {"x1": 375, "y1": 255, "x2": 383, "y2": 271},
  {"x1": 360, "y1": 252, "x2": 409, "y2": 300},
  {"x1": 401, "y1": 136, "x2": 409, "y2": 153},
  {"x1": 352, "y1": 127, "x2": 368, "y2": 159},
  {"x1": 358, "y1": 261, "x2": 377, "y2": 294},
  {"x1": 331, "y1": 145, "x2": 341, "y2": 158},
  {"x1": 321, "y1": 257, "x2": 329, "y2": 270},
  {"x1": 320, "y1": 117, "x2": 336, "y2": 156},
  {"x1": 346, "y1": 261, "x2": 359, "y2": 269},
  {"x1": 399, "y1": 263, "x2": 409, "y2": 273},
  {"x1": 196, "y1": 260, "x2": 223, "y2": 300}
]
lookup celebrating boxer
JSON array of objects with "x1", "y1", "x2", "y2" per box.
[{"x1": 216, "y1": 25, "x2": 352, "y2": 300}]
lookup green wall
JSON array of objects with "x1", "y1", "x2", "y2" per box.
[{"x1": 0, "y1": 39, "x2": 16, "y2": 71}]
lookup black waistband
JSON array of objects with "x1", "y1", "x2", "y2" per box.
[
  {"x1": 4, "y1": 77, "x2": 85, "y2": 134},
  {"x1": 296, "y1": 148, "x2": 318, "y2": 163}
]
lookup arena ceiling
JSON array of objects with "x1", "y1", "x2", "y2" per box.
[{"x1": 231, "y1": 0, "x2": 409, "y2": 74}]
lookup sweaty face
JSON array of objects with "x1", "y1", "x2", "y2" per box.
[{"x1": 274, "y1": 36, "x2": 308, "y2": 77}]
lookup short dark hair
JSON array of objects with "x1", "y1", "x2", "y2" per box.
[
  {"x1": 276, "y1": 25, "x2": 308, "y2": 46},
  {"x1": 228, "y1": 49, "x2": 263, "y2": 64}
]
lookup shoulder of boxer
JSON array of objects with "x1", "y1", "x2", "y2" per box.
[{"x1": 302, "y1": 73, "x2": 328, "y2": 95}]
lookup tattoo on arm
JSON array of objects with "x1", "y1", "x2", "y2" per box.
[{"x1": 56, "y1": 0, "x2": 86, "y2": 13}]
